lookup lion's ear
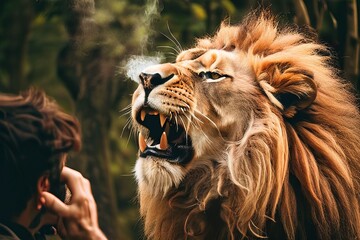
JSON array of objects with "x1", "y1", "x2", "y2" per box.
[{"x1": 258, "y1": 66, "x2": 317, "y2": 118}]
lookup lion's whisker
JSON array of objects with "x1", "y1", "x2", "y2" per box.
[
  {"x1": 182, "y1": 112, "x2": 194, "y2": 137},
  {"x1": 167, "y1": 52, "x2": 178, "y2": 56},
  {"x1": 157, "y1": 45, "x2": 179, "y2": 55},
  {"x1": 188, "y1": 115, "x2": 210, "y2": 142},
  {"x1": 166, "y1": 22, "x2": 183, "y2": 52},
  {"x1": 174, "y1": 113, "x2": 179, "y2": 132},
  {"x1": 194, "y1": 109, "x2": 226, "y2": 141},
  {"x1": 119, "y1": 104, "x2": 132, "y2": 118},
  {"x1": 182, "y1": 112, "x2": 212, "y2": 143},
  {"x1": 193, "y1": 109, "x2": 229, "y2": 143},
  {"x1": 193, "y1": 109, "x2": 218, "y2": 130},
  {"x1": 121, "y1": 116, "x2": 132, "y2": 137},
  {"x1": 184, "y1": 112, "x2": 200, "y2": 130},
  {"x1": 128, "y1": 124, "x2": 138, "y2": 146},
  {"x1": 186, "y1": 112, "x2": 213, "y2": 144},
  {"x1": 178, "y1": 115, "x2": 190, "y2": 144},
  {"x1": 189, "y1": 111, "x2": 204, "y2": 125},
  {"x1": 159, "y1": 32, "x2": 182, "y2": 54},
  {"x1": 121, "y1": 174, "x2": 135, "y2": 178},
  {"x1": 164, "y1": 52, "x2": 178, "y2": 58},
  {"x1": 121, "y1": 117, "x2": 137, "y2": 148}
]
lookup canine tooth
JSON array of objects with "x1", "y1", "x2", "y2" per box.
[
  {"x1": 160, "y1": 132, "x2": 168, "y2": 150},
  {"x1": 140, "y1": 110, "x2": 146, "y2": 121},
  {"x1": 160, "y1": 114, "x2": 167, "y2": 127},
  {"x1": 139, "y1": 132, "x2": 147, "y2": 152}
]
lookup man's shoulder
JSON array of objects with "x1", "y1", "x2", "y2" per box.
[{"x1": 0, "y1": 223, "x2": 20, "y2": 240}]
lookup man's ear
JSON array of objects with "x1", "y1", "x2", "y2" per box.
[
  {"x1": 258, "y1": 65, "x2": 317, "y2": 118},
  {"x1": 37, "y1": 174, "x2": 50, "y2": 193},
  {"x1": 36, "y1": 174, "x2": 50, "y2": 210}
]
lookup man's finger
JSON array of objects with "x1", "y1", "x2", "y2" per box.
[
  {"x1": 81, "y1": 178, "x2": 99, "y2": 225},
  {"x1": 60, "y1": 167, "x2": 86, "y2": 200},
  {"x1": 41, "y1": 191, "x2": 71, "y2": 218}
]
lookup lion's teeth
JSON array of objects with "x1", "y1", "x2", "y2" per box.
[
  {"x1": 160, "y1": 132, "x2": 168, "y2": 150},
  {"x1": 140, "y1": 110, "x2": 146, "y2": 121},
  {"x1": 160, "y1": 114, "x2": 167, "y2": 127},
  {"x1": 139, "y1": 132, "x2": 147, "y2": 152},
  {"x1": 148, "y1": 111, "x2": 159, "y2": 115}
]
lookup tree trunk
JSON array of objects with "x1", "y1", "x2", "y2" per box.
[
  {"x1": 344, "y1": 0, "x2": 359, "y2": 90},
  {"x1": 0, "y1": 0, "x2": 33, "y2": 93},
  {"x1": 74, "y1": 52, "x2": 121, "y2": 239},
  {"x1": 57, "y1": 0, "x2": 121, "y2": 239}
]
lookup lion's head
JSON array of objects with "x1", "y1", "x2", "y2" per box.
[{"x1": 131, "y1": 12, "x2": 360, "y2": 240}]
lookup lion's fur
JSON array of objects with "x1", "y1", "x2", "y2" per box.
[{"x1": 134, "y1": 12, "x2": 360, "y2": 239}]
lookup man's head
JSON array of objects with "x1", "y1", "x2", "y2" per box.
[{"x1": 0, "y1": 89, "x2": 81, "y2": 220}]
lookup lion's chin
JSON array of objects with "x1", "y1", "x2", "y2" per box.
[{"x1": 135, "y1": 157, "x2": 186, "y2": 197}]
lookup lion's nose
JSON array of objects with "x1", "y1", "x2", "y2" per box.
[{"x1": 139, "y1": 72, "x2": 174, "y2": 90}]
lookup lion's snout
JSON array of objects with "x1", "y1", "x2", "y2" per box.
[
  {"x1": 139, "y1": 63, "x2": 178, "y2": 88},
  {"x1": 139, "y1": 72, "x2": 174, "y2": 90}
]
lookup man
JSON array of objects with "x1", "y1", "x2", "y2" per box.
[{"x1": 0, "y1": 89, "x2": 106, "y2": 239}]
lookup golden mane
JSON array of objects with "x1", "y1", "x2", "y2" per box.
[{"x1": 136, "y1": 12, "x2": 360, "y2": 240}]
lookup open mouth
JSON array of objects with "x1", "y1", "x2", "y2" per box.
[{"x1": 136, "y1": 107, "x2": 194, "y2": 164}]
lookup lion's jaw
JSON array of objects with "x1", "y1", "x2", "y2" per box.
[{"x1": 132, "y1": 49, "x2": 255, "y2": 197}]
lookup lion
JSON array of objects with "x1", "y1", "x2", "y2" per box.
[{"x1": 130, "y1": 11, "x2": 360, "y2": 240}]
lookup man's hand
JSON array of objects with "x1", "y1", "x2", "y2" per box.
[{"x1": 40, "y1": 167, "x2": 107, "y2": 240}]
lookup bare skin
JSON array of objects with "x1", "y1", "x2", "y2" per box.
[{"x1": 41, "y1": 167, "x2": 107, "y2": 240}]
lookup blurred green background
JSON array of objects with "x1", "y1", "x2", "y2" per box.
[{"x1": 0, "y1": 0, "x2": 358, "y2": 239}]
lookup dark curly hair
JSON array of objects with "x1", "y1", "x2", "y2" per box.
[{"x1": 0, "y1": 88, "x2": 81, "y2": 219}]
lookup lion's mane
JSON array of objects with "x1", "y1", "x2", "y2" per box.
[{"x1": 138, "y1": 12, "x2": 360, "y2": 240}]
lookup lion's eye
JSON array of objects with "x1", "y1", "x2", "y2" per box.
[
  {"x1": 209, "y1": 72, "x2": 222, "y2": 79},
  {"x1": 198, "y1": 71, "x2": 227, "y2": 82}
]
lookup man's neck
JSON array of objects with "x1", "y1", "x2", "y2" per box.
[
  {"x1": 13, "y1": 197, "x2": 43, "y2": 236},
  {"x1": 10, "y1": 195, "x2": 58, "y2": 238}
]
